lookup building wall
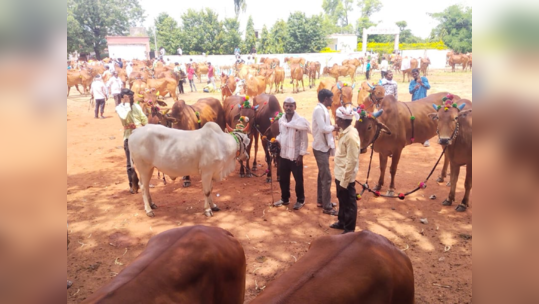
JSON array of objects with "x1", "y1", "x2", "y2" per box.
[
  {"x1": 327, "y1": 35, "x2": 358, "y2": 53},
  {"x1": 108, "y1": 44, "x2": 148, "y2": 60}
]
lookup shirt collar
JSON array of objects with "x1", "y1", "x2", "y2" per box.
[{"x1": 340, "y1": 124, "x2": 354, "y2": 135}]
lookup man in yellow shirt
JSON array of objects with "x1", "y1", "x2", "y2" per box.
[
  {"x1": 330, "y1": 106, "x2": 361, "y2": 234},
  {"x1": 116, "y1": 88, "x2": 148, "y2": 194}
]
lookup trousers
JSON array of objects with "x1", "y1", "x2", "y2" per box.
[
  {"x1": 94, "y1": 98, "x2": 105, "y2": 117},
  {"x1": 313, "y1": 149, "x2": 332, "y2": 209},
  {"x1": 278, "y1": 157, "x2": 305, "y2": 203},
  {"x1": 336, "y1": 179, "x2": 357, "y2": 232}
]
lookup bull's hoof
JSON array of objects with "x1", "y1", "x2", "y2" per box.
[
  {"x1": 211, "y1": 206, "x2": 221, "y2": 212},
  {"x1": 386, "y1": 190, "x2": 395, "y2": 196},
  {"x1": 446, "y1": 182, "x2": 451, "y2": 187},
  {"x1": 436, "y1": 176, "x2": 445, "y2": 183},
  {"x1": 455, "y1": 204, "x2": 467, "y2": 212},
  {"x1": 373, "y1": 185, "x2": 382, "y2": 191},
  {"x1": 251, "y1": 166, "x2": 258, "y2": 171},
  {"x1": 240, "y1": 173, "x2": 245, "y2": 178},
  {"x1": 150, "y1": 203, "x2": 158, "y2": 209},
  {"x1": 442, "y1": 199, "x2": 453, "y2": 206},
  {"x1": 146, "y1": 211, "x2": 155, "y2": 217},
  {"x1": 183, "y1": 181, "x2": 191, "y2": 187},
  {"x1": 204, "y1": 210, "x2": 214, "y2": 217}
]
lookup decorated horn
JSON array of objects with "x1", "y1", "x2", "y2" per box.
[
  {"x1": 352, "y1": 83, "x2": 356, "y2": 89},
  {"x1": 367, "y1": 82, "x2": 375, "y2": 90},
  {"x1": 432, "y1": 103, "x2": 438, "y2": 111},
  {"x1": 373, "y1": 109, "x2": 384, "y2": 118},
  {"x1": 226, "y1": 123, "x2": 235, "y2": 132},
  {"x1": 458, "y1": 103, "x2": 466, "y2": 111},
  {"x1": 242, "y1": 122, "x2": 251, "y2": 133}
]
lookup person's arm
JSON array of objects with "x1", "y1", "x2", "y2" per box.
[
  {"x1": 313, "y1": 108, "x2": 335, "y2": 134},
  {"x1": 409, "y1": 81, "x2": 417, "y2": 94},
  {"x1": 421, "y1": 77, "x2": 431, "y2": 90},
  {"x1": 341, "y1": 134, "x2": 360, "y2": 186},
  {"x1": 393, "y1": 83, "x2": 398, "y2": 99}
]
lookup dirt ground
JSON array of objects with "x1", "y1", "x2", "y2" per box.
[{"x1": 67, "y1": 69, "x2": 473, "y2": 303}]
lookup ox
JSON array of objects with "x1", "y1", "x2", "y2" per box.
[
  {"x1": 81, "y1": 226, "x2": 246, "y2": 304},
  {"x1": 323, "y1": 64, "x2": 356, "y2": 83},
  {"x1": 146, "y1": 77, "x2": 178, "y2": 101},
  {"x1": 401, "y1": 58, "x2": 418, "y2": 83},
  {"x1": 284, "y1": 57, "x2": 306, "y2": 66},
  {"x1": 193, "y1": 62, "x2": 209, "y2": 83},
  {"x1": 447, "y1": 53, "x2": 469, "y2": 72},
  {"x1": 429, "y1": 100, "x2": 473, "y2": 212},
  {"x1": 253, "y1": 94, "x2": 283, "y2": 183},
  {"x1": 290, "y1": 64, "x2": 306, "y2": 93},
  {"x1": 330, "y1": 81, "x2": 355, "y2": 120},
  {"x1": 224, "y1": 96, "x2": 256, "y2": 177},
  {"x1": 67, "y1": 70, "x2": 86, "y2": 96},
  {"x1": 356, "y1": 92, "x2": 461, "y2": 195},
  {"x1": 306, "y1": 61, "x2": 317, "y2": 89},
  {"x1": 166, "y1": 97, "x2": 227, "y2": 187},
  {"x1": 220, "y1": 73, "x2": 237, "y2": 102},
  {"x1": 271, "y1": 67, "x2": 285, "y2": 94},
  {"x1": 129, "y1": 123, "x2": 250, "y2": 217},
  {"x1": 420, "y1": 57, "x2": 431, "y2": 76},
  {"x1": 250, "y1": 230, "x2": 414, "y2": 304}
]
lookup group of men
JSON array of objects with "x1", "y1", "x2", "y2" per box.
[
  {"x1": 272, "y1": 91, "x2": 361, "y2": 234},
  {"x1": 90, "y1": 71, "x2": 124, "y2": 119}
]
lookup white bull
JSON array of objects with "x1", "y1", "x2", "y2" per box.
[{"x1": 128, "y1": 122, "x2": 251, "y2": 217}]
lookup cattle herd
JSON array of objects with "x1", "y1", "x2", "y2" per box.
[{"x1": 68, "y1": 51, "x2": 472, "y2": 303}]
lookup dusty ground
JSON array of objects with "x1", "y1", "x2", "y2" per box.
[{"x1": 67, "y1": 69, "x2": 473, "y2": 303}]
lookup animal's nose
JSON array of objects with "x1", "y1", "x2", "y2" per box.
[{"x1": 439, "y1": 138, "x2": 450, "y2": 145}]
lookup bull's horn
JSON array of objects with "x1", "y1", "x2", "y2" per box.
[
  {"x1": 226, "y1": 123, "x2": 235, "y2": 132},
  {"x1": 432, "y1": 103, "x2": 438, "y2": 111},
  {"x1": 156, "y1": 90, "x2": 160, "y2": 96},
  {"x1": 352, "y1": 83, "x2": 356, "y2": 89},
  {"x1": 367, "y1": 82, "x2": 375, "y2": 89},
  {"x1": 242, "y1": 122, "x2": 251, "y2": 133},
  {"x1": 337, "y1": 82, "x2": 342, "y2": 89},
  {"x1": 373, "y1": 109, "x2": 384, "y2": 118},
  {"x1": 458, "y1": 103, "x2": 466, "y2": 111}
]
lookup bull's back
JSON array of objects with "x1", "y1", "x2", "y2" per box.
[
  {"x1": 251, "y1": 231, "x2": 414, "y2": 304},
  {"x1": 82, "y1": 226, "x2": 246, "y2": 304}
]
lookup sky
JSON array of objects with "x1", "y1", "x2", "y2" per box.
[{"x1": 139, "y1": 0, "x2": 472, "y2": 39}]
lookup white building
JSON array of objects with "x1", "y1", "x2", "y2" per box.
[{"x1": 327, "y1": 34, "x2": 358, "y2": 53}]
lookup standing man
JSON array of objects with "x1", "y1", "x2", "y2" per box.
[
  {"x1": 365, "y1": 60, "x2": 371, "y2": 80},
  {"x1": 115, "y1": 88, "x2": 147, "y2": 194},
  {"x1": 107, "y1": 71, "x2": 123, "y2": 106},
  {"x1": 273, "y1": 97, "x2": 311, "y2": 210},
  {"x1": 187, "y1": 63, "x2": 197, "y2": 92},
  {"x1": 174, "y1": 62, "x2": 185, "y2": 94},
  {"x1": 409, "y1": 68, "x2": 432, "y2": 146},
  {"x1": 207, "y1": 62, "x2": 216, "y2": 91},
  {"x1": 177, "y1": 47, "x2": 182, "y2": 56},
  {"x1": 380, "y1": 56, "x2": 389, "y2": 79},
  {"x1": 379, "y1": 70, "x2": 398, "y2": 99},
  {"x1": 312, "y1": 89, "x2": 338, "y2": 215},
  {"x1": 125, "y1": 62, "x2": 133, "y2": 78},
  {"x1": 91, "y1": 75, "x2": 108, "y2": 119},
  {"x1": 330, "y1": 106, "x2": 360, "y2": 234}
]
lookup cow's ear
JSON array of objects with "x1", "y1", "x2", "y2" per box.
[
  {"x1": 157, "y1": 100, "x2": 168, "y2": 107},
  {"x1": 458, "y1": 109, "x2": 472, "y2": 118},
  {"x1": 377, "y1": 121, "x2": 392, "y2": 135},
  {"x1": 428, "y1": 112, "x2": 438, "y2": 120}
]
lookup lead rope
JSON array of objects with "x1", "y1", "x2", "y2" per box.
[{"x1": 403, "y1": 102, "x2": 416, "y2": 143}]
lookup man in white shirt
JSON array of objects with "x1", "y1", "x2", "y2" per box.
[
  {"x1": 125, "y1": 62, "x2": 133, "y2": 77},
  {"x1": 312, "y1": 89, "x2": 338, "y2": 215},
  {"x1": 380, "y1": 56, "x2": 389, "y2": 79},
  {"x1": 379, "y1": 71, "x2": 398, "y2": 99},
  {"x1": 106, "y1": 71, "x2": 124, "y2": 106},
  {"x1": 177, "y1": 47, "x2": 182, "y2": 56},
  {"x1": 401, "y1": 56, "x2": 411, "y2": 72},
  {"x1": 273, "y1": 97, "x2": 311, "y2": 210},
  {"x1": 91, "y1": 75, "x2": 108, "y2": 119}
]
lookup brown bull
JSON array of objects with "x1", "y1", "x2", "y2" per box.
[
  {"x1": 420, "y1": 57, "x2": 431, "y2": 76},
  {"x1": 271, "y1": 67, "x2": 285, "y2": 93},
  {"x1": 224, "y1": 96, "x2": 256, "y2": 177},
  {"x1": 429, "y1": 99, "x2": 473, "y2": 212},
  {"x1": 193, "y1": 62, "x2": 209, "y2": 83},
  {"x1": 317, "y1": 78, "x2": 336, "y2": 93},
  {"x1": 146, "y1": 77, "x2": 178, "y2": 101},
  {"x1": 466, "y1": 53, "x2": 472, "y2": 70},
  {"x1": 448, "y1": 54, "x2": 469, "y2": 72},
  {"x1": 290, "y1": 64, "x2": 306, "y2": 93},
  {"x1": 402, "y1": 58, "x2": 418, "y2": 83},
  {"x1": 220, "y1": 73, "x2": 237, "y2": 101},
  {"x1": 307, "y1": 61, "x2": 317, "y2": 89},
  {"x1": 284, "y1": 57, "x2": 305, "y2": 66},
  {"x1": 131, "y1": 80, "x2": 148, "y2": 104},
  {"x1": 260, "y1": 57, "x2": 280, "y2": 68},
  {"x1": 166, "y1": 97, "x2": 226, "y2": 186},
  {"x1": 137, "y1": 88, "x2": 168, "y2": 116},
  {"x1": 356, "y1": 92, "x2": 461, "y2": 195},
  {"x1": 67, "y1": 70, "x2": 88, "y2": 96},
  {"x1": 81, "y1": 226, "x2": 246, "y2": 304},
  {"x1": 251, "y1": 230, "x2": 414, "y2": 304},
  {"x1": 331, "y1": 82, "x2": 355, "y2": 120},
  {"x1": 323, "y1": 64, "x2": 356, "y2": 82},
  {"x1": 253, "y1": 94, "x2": 283, "y2": 183},
  {"x1": 356, "y1": 81, "x2": 385, "y2": 109}
]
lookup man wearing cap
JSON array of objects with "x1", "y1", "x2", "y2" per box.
[
  {"x1": 330, "y1": 106, "x2": 360, "y2": 234},
  {"x1": 312, "y1": 89, "x2": 338, "y2": 215},
  {"x1": 106, "y1": 71, "x2": 123, "y2": 106},
  {"x1": 273, "y1": 97, "x2": 311, "y2": 210},
  {"x1": 116, "y1": 88, "x2": 148, "y2": 194},
  {"x1": 91, "y1": 75, "x2": 108, "y2": 119}
]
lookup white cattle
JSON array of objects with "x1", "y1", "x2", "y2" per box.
[{"x1": 128, "y1": 122, "x2": 251, "y2": 217}]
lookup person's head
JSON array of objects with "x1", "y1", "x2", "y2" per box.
[
  {"x1": 112, "y1": 71, "x2": 118, "y2": 77},
  {"x1": 382, "y1": 56, "x2": 386, "y2": 60},
  {"x1": 247, "y1": 56, "x2": 250, "y2": 60},
  {"x1": 94, "y1": 75, "x2": 102, "y2": 82},
  {"x1": 386, "y1": 71, "x2": 394, "y2": 81},
  {"x1": 283, "y1": 97, "x2": 297, "y2": 114},
  {"x1": 411, "y1": 68, "x2": 420, "y2": 80},
  {"x1": 335, "y1": 106, "x2": 358, "y2": 130},
  {"x1": 175, "y1": 62, "x2": 179, "y2": 66},
  {"x1": 120, "y1": 88, "x2": 135, "y2": 106},
  {"x1": 318, "y1": 89, "x2": 333, "y2": 107},
  {"x1": 208, "y1": 62, "x2": 211, "y2": 66}
]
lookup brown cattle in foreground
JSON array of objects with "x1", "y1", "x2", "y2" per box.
[
  {"x1": 146, "y1": 77, "x2": 178, "y2": 101},
  {"x1": 357, "y1": 81, "x2": 385, "y2": 109},
  {"x1": 290, "y1": 64, "x2": 305, "y2": 93},
  {"x1": 81, "y1": 226, "x2": 246, "y2": 304},
  {"x1": 420, "y1": 57, "x2": 431, "y2": 76},
  {"x1": 317, "y1": 78, "x2": 336, "y2": 94},
  {"x1": 356, "y1": 92, "x2": 461, "y2": 195},
  {"x1": 323, "y1": 64, "x2": 356, "y2": 83},
  {"x1": 429, "y1": 99, "x2": 473, "y2": 212},
  {"x1": 251, "y1": 230, "x2": 414, "y2": 304},
  {"x1": 223, "y1": 96, "x2": 256, "y2": 177},
  {"x1": 166, "y1": 97, "x2": 226, "y2": 187}
]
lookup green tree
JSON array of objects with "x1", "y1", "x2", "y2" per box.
[
  {"x1": 257, "y1": 25, "x2": 269, "y2": 54},
  {"x1": 234, "y1": 0, "x2": 246, "y2": 17},
  {"x1": 67, "y1": 0, "x2": 83, "y2": 54},
  {"x1": 180, "y1": 8, "x2": 223, "y2": 55},
  {"x1": 242, "y1": 15, "x2": 257, "y2": 53},
  {"x1": 285, "y1": 12, "x2": 328, "y2": 53},
  {"x1": 322, "y1": 0, "x2": 355, "y2": 34},
  {"x1": 154, "y1": 13, "x2": 180, "y2": 54},
  {"x1": 395, "y1": 20, "x2": 422, "y2": 43},
  {"x1": 429, "y1": 5, "x2": 472, "y2": 53},
  {"x1": 220, "y1": 18, "x2": 242, "y2": 54},
  {"x1": 355, "y1": 0, "x2": 382, "y2": 37},
  {"x1": 70, "y1": 0, "x2": 145, "y2": 59},
  {"x1": 266, "y1": 20, "x2": 287, "y2": 54}
]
